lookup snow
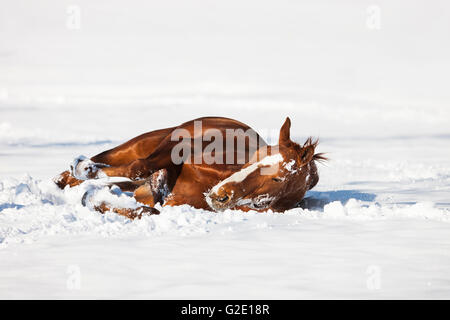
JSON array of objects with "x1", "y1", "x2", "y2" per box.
[
  {"x1": 1, "y1": 0, "x2": 450, "y2": 299},
  {"x1": 283, "y1": 159, "x2": 297, "y2": 175}
]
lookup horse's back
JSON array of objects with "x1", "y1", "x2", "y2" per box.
[{"x1": 178, "y1": 116, "x2": 256, "y2": 132}]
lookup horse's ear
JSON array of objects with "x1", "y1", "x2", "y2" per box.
[{"x1": 279, "y1": 117, "x2": 292, "y2": 146}]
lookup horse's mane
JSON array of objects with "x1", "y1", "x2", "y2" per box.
[{"x1": 291, "y1": 137, "x2": 328, "y2": 163}]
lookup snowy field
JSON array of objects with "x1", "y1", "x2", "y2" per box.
[{"x1": 1, "y1": 1, "x2": 450, "y2": 299}]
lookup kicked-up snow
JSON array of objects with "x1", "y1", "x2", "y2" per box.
[{"x1": 1, "y1": 0, "x2": 450, "y2": 299}]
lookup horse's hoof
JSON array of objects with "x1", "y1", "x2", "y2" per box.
[
  {"x1": 70, "y1": 155, "x2": 108, "y2": 180},
  {"x1": 53, "y1": 170, "x2": 83, "y2": 189},
  {"x1": 137, "y1": 205, "x2": 160, "y2": 216},
  {"x1": 53, "y1": 171, "x2": 70, "y2": 189}
]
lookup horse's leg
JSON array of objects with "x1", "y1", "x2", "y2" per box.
[
  {"x1": 96, "y1": 136, "x2": 186, "y2": 180},
  {"x1": 92, "y1": 202, "x2": 159, "y2": 220},
  {"x1": 133, "y1": 168, "x2": 173, "y2": 206},
  {"x1": 55, "y1": 127, "x2": 174, "y2": 188},
  {"x1": 81, "y1": 183, "x2": 160, "y2": 220},
  {"x1": 53, "y1": 170, "x2": 84, "y2": 189},
  {"x1": 76, "y1": 127, "x2": 175, "y2": 179},
  {"x1": 90, "y1": 127, "x2": 175, "y2": 166},
  {"x1": 107, "y1": 179, "x2": 147, "y2": 192},
  {"x1": 81, "y1": 168, "x2": 174, "y2": 220}
]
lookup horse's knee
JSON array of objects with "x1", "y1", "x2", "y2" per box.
[
  {"x1": 134, "y1": 183, "x2": 156, "y2": 206},
  {"x1": 133, "y1": 169, "x2": 170, "y2": 206}
]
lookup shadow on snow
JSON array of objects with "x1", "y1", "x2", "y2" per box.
[{"x1": 298, "y1": 190, "x2": 376, "y2": 210}]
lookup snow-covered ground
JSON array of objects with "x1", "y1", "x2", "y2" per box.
[{"x1": 1, "y1": 0, "x2": 450, "y2": 299}]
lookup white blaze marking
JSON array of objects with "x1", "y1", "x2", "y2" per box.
[{"x1": 211, "y1": 153, "x2": 284, "y2": 194}]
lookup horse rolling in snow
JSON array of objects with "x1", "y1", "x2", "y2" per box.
[{"x1": 54, "y1": 117, "x2": 325, "y2": 219}]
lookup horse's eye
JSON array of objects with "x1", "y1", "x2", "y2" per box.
[
  {"x1": 272, "y1": 177, "x2": 282, "y2": 182},
  {"x1": 218, "y1": 195, "x2": 229, "y2": 202}
]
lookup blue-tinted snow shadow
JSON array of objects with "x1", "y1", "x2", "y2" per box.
[
  {"x1": 0, "y1": 203, "x2": 25, "y2": 212},
  {"x1": 298, "y1": 190, "x2": 376, "y2": 210}
]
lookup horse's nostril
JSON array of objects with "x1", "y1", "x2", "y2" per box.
[{"x1": 218, "y1": 195, "x2": 229, "y2": 203}]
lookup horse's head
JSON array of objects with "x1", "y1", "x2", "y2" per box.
[{"x1": 206, "y1": 117, "x2": 325, "y2": 212}]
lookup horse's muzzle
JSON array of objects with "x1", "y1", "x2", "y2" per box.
[{"x1": 205, "y1": 190, "x2": 233, "y2": 211}]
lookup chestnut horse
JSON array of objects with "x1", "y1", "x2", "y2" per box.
[{"x1": 54, "y1": 117, "x2": 325, "y2": 219}]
